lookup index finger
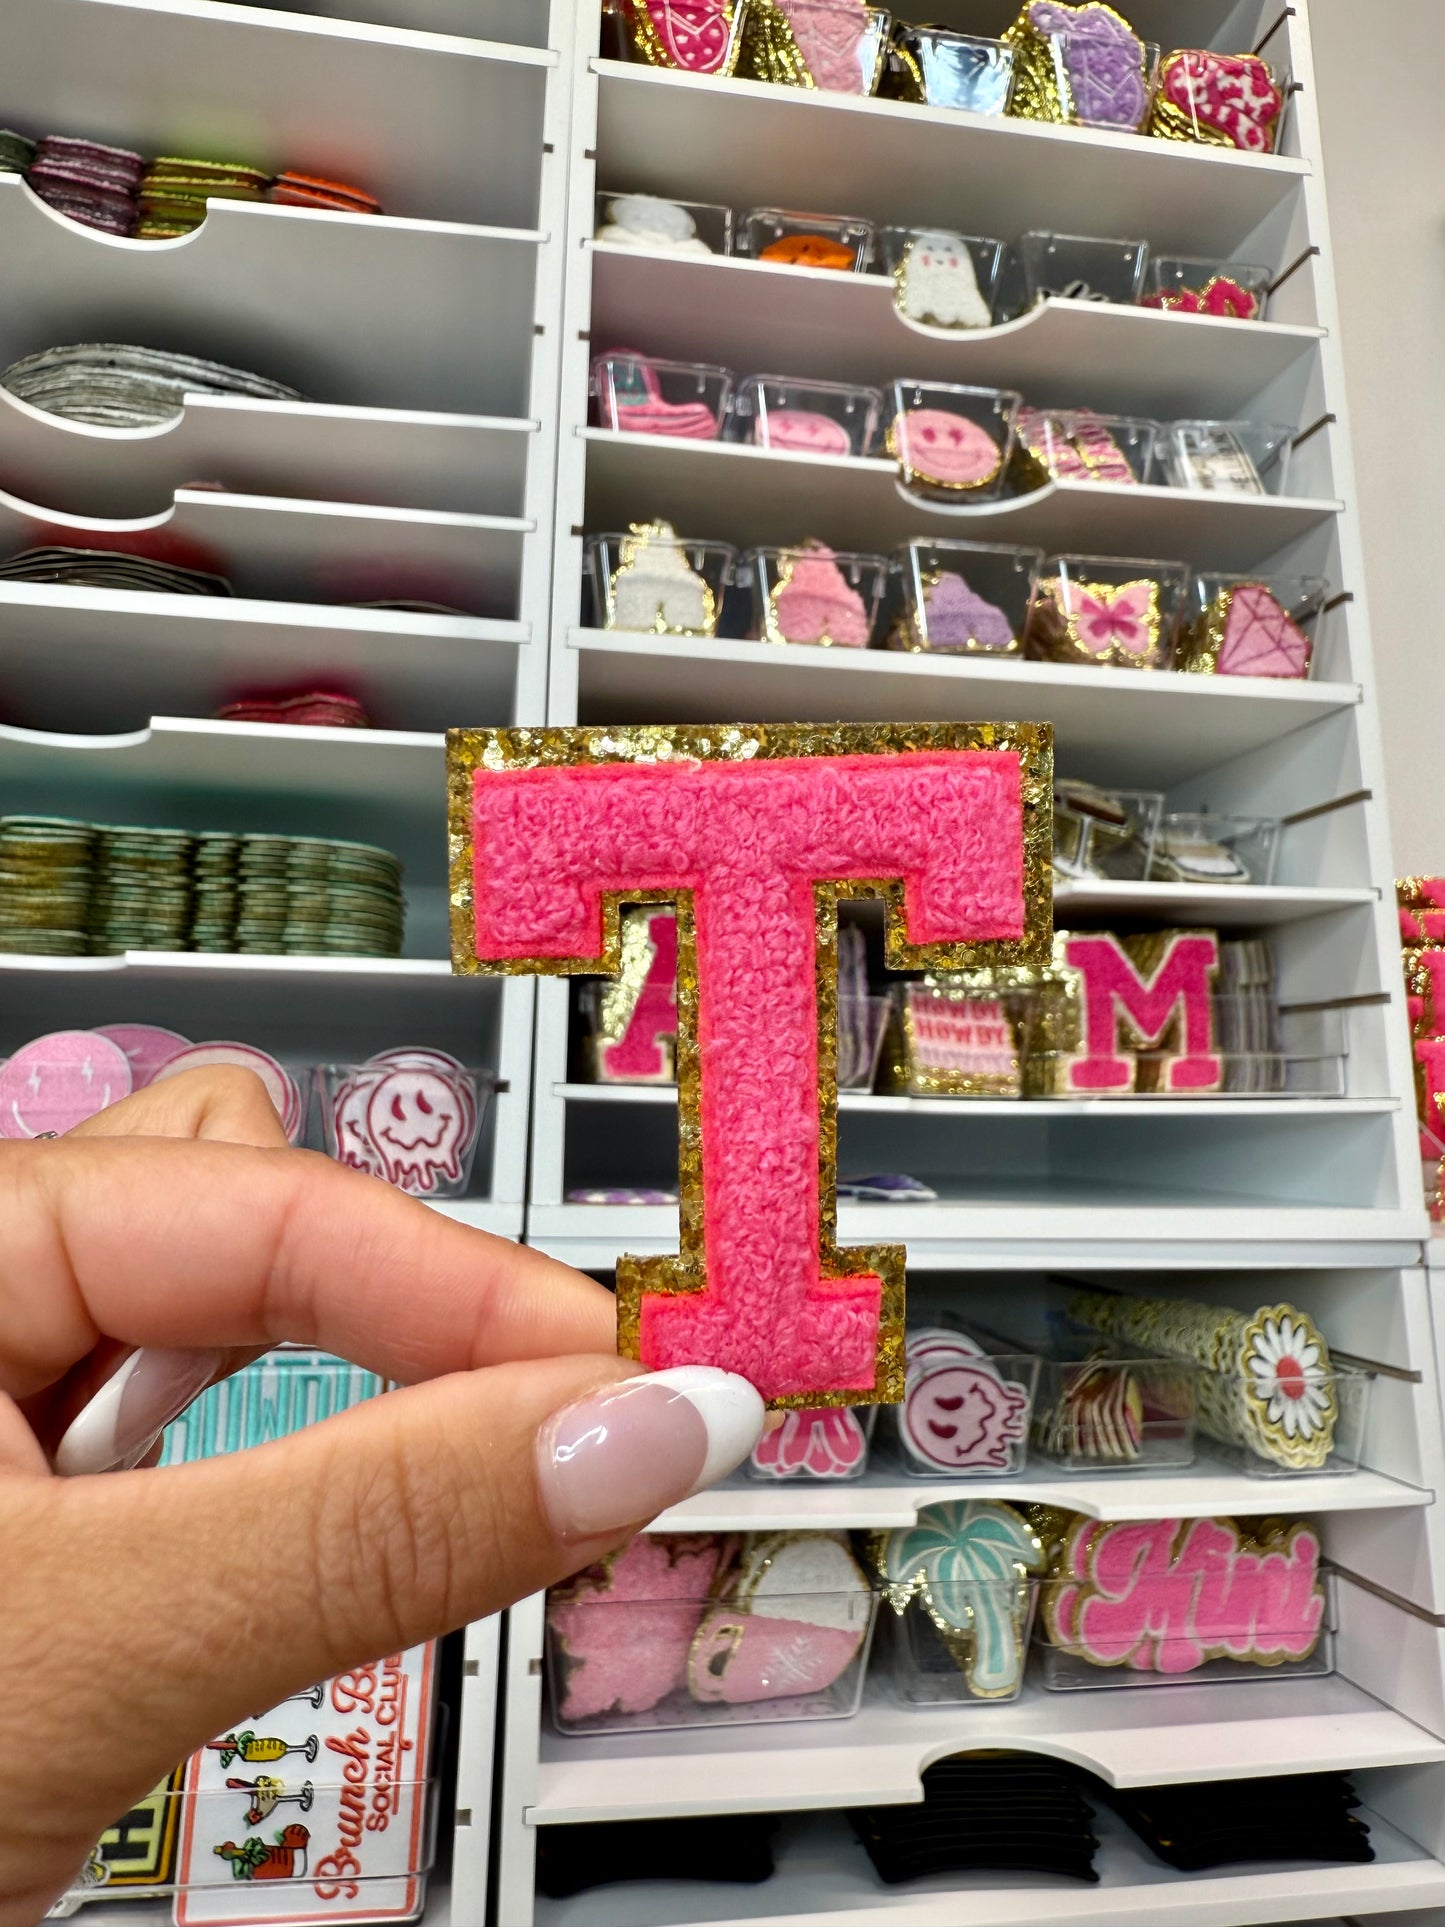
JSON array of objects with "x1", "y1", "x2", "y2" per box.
[{"x1": 0, "y1": 1136, "x2": 615, "y2": 1399}]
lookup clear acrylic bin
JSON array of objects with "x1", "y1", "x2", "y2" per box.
[
  {"x1": 1033, "y1": 1353, "x2": 1197, "y2": 1471},
  {"x1": 894, "y1": 979, "x2": 1024, "y2": 1097},
  {"x1": 586, "y1": 527, "x2": 736, "y2": 636},
  {"x1": 1019, "y1": 230, "x2": 1149, "y2": 308},
  {"x1": 314, "y1": 1059, "x2": 491, "y2": 1198},
  {"x1": 741, "y1": 0, "x2": 892, "y2": 95},
  {"x1": 1024, "y1": 553, "x2": 1188, "y2": 670},
  {"x1": 1153, "y1": 419, "x2": 1294, "y2": 496},
  {"x1": 891, "y1": 539, "x2": 1038, "y2": 654},
  {"x1": 1200, "y1": 1364, "x2": 1374, "y2": 1478},
  {"x1": 1038, "y1": 1551, "x2": 1334, "y2": 1689},
  {"x1": 1014, "y1": 407, "x2": 1156, "y2": 486},
  {"x1": 1030, "y1": 28, "x2": 1159, "y2": 132},
  {"x1": 618, "y1": 0, "x2": 747, "y2": 73},
  {"x1": 1148, "y1": 812, "x2": 1279, "y2": 887},
  {"x1": 594, "y1": 189, "x2": 734, "y2": 256},
  {"x1": 877, "y1": 227, "x2": 1008, "y2": 329},
  {"x1": 887, "y1": 379, "x2": 1020, "y2": 498},
  {"x1": 1178, "y1": 571, "x2": 1327, "y2": 680},
  {"x1": 729, "y1": 373, "x2": 883, "y2": 457},
  {"x1": 839, "y1": 991, "x2": 890, "y2": 1089},
  {"x1": 882, "y1": 27, "x2": 1015, "y2": 115},
  {"x1": 1025, "y1": 1002, "x2": 1349, "y2": 1101},
  {"x1": 1053, "y1": 780, "x2": 1163, "y2": 882},
  {"x1": 1152, "y1": 49, "x2": 1285, "y2": 154},
  {"x1": 591, "y1": 352, "x2": 731, "y2": 439},
  {"x1": 896, "y1": 1350, "x2": 1040, "y2": 1476},
  {"x1": 741, "y1": 543, "x2": 889, "y2": 646},
  {"x1": 881, "y1": 1579, "x2": 1039, "y2": 1705},
  {"x1": 739, "y1": 206, "x2": 874, "y2": 270},
  {"x1": 1142, "y1": 255, "x2": 1272, "y2": 321},
  {"x1": 547, "y1": 1536, "x2": 878, "y2": 1733},
  {"x1": 748, "y1": 1403, "x2": 878, "y2": 1480}
]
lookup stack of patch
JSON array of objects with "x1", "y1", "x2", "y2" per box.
[
  {"x1": 282, "y1": 837, "x2": 404, "y2": 956},
  {"x1": 87, "y1": 827, "x2": 197, "y2": 955},
  {"x1": 0, "y1": 816, "x2": 96, "y2": 957},
  {"x1": 136, "y1": 156, "x2": 272, "y2": 238},
  {"x1": 0, "y1": 130, "x2": 35, "y2": 175},
  {"x1": 213, "y1": 690, "x2": 370, "y2": 729},
  {"x1": 267, "y1": 170, "x2": 382, "y2": 215},
  {"x1": 3, "y1": 342, "x2": 303, "y2": 428},
  {"x1": 229, "y1": 835, "x2": 404, "y2": 957},
  {"x1": 1100, "y1": 1772, "x2": 1373, "y2": 1871},
  {"x1": 27, "y1": 134, "x2": 145, "y2": 235},
  {"x1": 0, "y1": 546, "x2": 232, "y2": 596},
  {"x1": 188, "y1": 834, "x2": 242, "y2": 951},
  {"x1": 850, "y1": 1753, "x2": 1099, "y2": 1885}
]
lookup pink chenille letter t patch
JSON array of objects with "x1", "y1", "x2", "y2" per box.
[{"x1": 447, "y1": 723, "x2": 1052, "y2": 1406}]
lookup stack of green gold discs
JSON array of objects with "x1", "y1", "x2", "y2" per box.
[
  {"x1": 0, "y1": 817, "x2": 96, "y2": 955},
  {"x1": 280, "y1": 837, "x2": 405, "y2": 956},
  {"x1": 189, "y1": 833, "x2": 242, "y2": 951},
  {"x1": 87, "y1": 826, "x2": 196, "y2": 954},
  {"x1": 234, "y1": 834, "x2": 294, "y2": 953}
]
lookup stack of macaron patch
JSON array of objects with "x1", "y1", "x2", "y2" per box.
[
  {"x1": 2, "y1": 342, "x2": 304, "y2": 427},
  {"x1": 267, "y1": 171, "x2": 382, "y2": 216},
  {"x1": 0, "y1": 117, "x2": 383, "y2": 236},
  {"x1": 0, "y1": 130, "x2": 35, "y2": 175},
  {"x1": 137, "y1": 157, "x2": 272, "y2": 238},
  {"x1": 0, "y1": 547, "x2": 233, "y2": 596},
  {"x1": 27, "y1": 134, "x2": 145, "y2": 236}
]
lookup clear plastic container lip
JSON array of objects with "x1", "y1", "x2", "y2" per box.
[
  {"x1": 1153, "y1": 418, "x2": 1295, "y2": 495},
  {"x1": 885, "y1": 25, "x2": 1016, "y2": 117},
  {"x1": 585, "y1": 529, "x2": 737, "y2": 637},
  {"x1": 314, "y1": 1062, "x2": 492, "y2": 1199},
  {"x1": 546, "y1": 1582, "x2": 880, "y2": 1733},
  {"x1": 738, "y1": 206, "x2": 876, "y2": 271},
  {"x1": 1018, "y1": 229, "x2": 1150, "y2": 305},
  {"x1": 887, "y1": 379, "x2": 1022, "y2": 497},
  {"x1": 741, "y1": 543, "x2": 890, "y2": 648},
  {"x1": 1036, "y1": 1566, "x2": 1336, "y2": 1691},
  {"x1": 1018, "y1": 409, "x2": 1159, "y2": 483},
  {"x1": 729, "y1": 373, "x2": 885, "y2": 457},
  {"x1": 593, "y1": 189, "x2": 735, "y2": 256},
  {"x1": 617, "y1": 0, "x2": 748, "y2": 73},
  {"x1": 589, "y1": 353, "x2": 735, "y2": 439},
  {"x1": 748, "y1": 2, "x2": 894, "y2": 96},
  {"x1": 1040, "y1": 32, "x2": 1160, "y2": 132}
]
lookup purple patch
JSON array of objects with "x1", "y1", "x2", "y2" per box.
[
  {"x1": 1029, "y1": 1, "x2": 1148, "y2": 128},
  {"x1": 925, "y1": 571, "x2": 1016, "y2": 650}
]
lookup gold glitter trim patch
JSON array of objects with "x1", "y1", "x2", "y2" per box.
[{"x1": 448, "y1": 723, "x2": 1053, "y2": 1407}]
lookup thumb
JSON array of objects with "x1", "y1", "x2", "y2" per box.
[{"x1": 4, "y1": 1357, "x2": 762, "y2": 1918}]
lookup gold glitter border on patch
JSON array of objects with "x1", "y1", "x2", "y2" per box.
[{"x1": 448, "y1": 723, "x2": 1053, "y2": 1408}]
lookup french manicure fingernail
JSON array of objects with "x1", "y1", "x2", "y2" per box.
[
  {"x1": 537, "y1": 1366, "x2": 765, "y2": 1541},
  {"x1": 55, "y1": 1347, "x2": 223, "y2": 1477}
]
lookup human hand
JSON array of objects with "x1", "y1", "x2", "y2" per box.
[{"x1": 1, "y1": 1068, "x2": 764, "y2": 1922}]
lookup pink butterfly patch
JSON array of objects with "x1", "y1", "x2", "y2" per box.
[{"x1": 1072, "y1": 581, "x2": 1157, "y2": 657}]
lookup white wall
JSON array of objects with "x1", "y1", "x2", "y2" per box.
[{"x1": 1311, "y1": 0, "x2": 1445, "y2": 874}]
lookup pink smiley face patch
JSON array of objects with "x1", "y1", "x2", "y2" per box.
[
  {"x1": 365, "y1": 1066, "x2": 468, "y2": 1195},
  {"x1": 754, "y1": 408, "x2": 854, "y2": 456},
  {"x1": 0, "y1": 1030, "x2": 132, "y2": 1137},
  {"x1": 890, "y1": 407, "x2": 1002, "y2": 490}
]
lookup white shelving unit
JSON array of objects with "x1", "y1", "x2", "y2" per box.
[
  {"x1": 0, "y1": 6, "x2": 575, "y2": 1918},
  {"x1": 481, "y1": 4, "x2": 1445, "y2": 1926}
]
